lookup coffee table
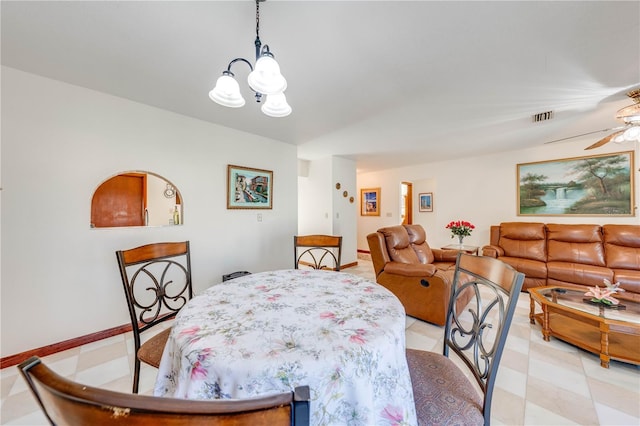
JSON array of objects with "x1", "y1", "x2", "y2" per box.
[{"x1": 529, "y1": 286, "x2": 640, "y2": 368}]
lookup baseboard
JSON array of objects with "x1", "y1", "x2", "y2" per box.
[{"x1": 0, "y1": 323, "x2": 131, "y2": 369}]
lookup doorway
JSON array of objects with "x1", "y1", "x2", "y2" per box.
[{"x1": 401, "y1": 182, "x2": 413, "y2": 225}]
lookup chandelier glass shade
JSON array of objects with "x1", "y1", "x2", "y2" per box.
[
  {"x1": 209, "y1": 73, "x2": 246, "y2": 108},
  {"x1": 209, "y1": 0, "x2": 291, "y2": 117},
  {"x1": 261, "y1": 93, "x2": 292, "y2": 117},
  {"x1": 248, "y1": 53, "x2": 287, "y2": 95}
]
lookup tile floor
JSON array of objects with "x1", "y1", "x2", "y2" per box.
[{"x1": 2, "y1": 258, "x2": 639, "y2": 425}]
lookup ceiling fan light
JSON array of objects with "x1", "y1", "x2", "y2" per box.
[
  {"x1": 261, "y1": 93, "x2": 292, "y2": 117},
  {"x1": 209, "y1": 74, "x2": 245, "y2": 108},
  {"x1": 616, "y1": 104, "x2": 640, "y2": 123},
  {"x1": 622, "y1": 126, "x2": 640, "y2": 142},
  {"x1": 612, "y1": 133, "x2": 626, "y2": 144},
  {"x1": 248, "y1": 55, "x2": 287, "y2": 95}
]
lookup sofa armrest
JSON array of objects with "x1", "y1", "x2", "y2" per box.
[
  {"x1": 432, "y1": 249, "x2": 458, "y2": 262},
  {"x1": 482, "y1": 244, "x2": 503, "y2": 258},
  {"x1": 384, "y1": 261, "x2": 437, "y2": 277}
]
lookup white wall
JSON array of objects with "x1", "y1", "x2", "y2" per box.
[
  {"x1": 298, "y1": 158, "x2": 332, "y2": 234},
  {"x1": 298, "y1": 156, "x2": 358, "y2": 266},
  {"x1": 330, "y1": 157, "x2": 357, "y2": 266},
  {"x1": 358, "y1": 141, "x2": 640, "y2": 252},
  {"x1": 1, "y1": 67, "x2": 298, "y2": 357}
]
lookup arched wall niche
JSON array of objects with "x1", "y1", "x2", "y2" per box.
[{"x1": 90, "y1": 171, "x2": 183, "y2": 228}]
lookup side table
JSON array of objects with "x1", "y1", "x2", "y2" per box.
[{"x1": 441, "y1": 244, "x2": 479, "y2": 255}]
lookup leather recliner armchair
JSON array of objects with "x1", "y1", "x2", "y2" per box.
[{"x1": 367, "y1": 224, "x2": 473, "y2": 326}]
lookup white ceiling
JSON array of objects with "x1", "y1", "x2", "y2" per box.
[{"x1": 2, "y1": 1, "x2": 639, "y2": 173}]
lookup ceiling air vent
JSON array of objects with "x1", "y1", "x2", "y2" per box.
[{"x1": 532, "y1": 111, "x2": 554, "y2": 123}]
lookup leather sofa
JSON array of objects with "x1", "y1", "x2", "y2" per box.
[
  {"x1": 367, "y1": 224, "x2": 473, "y2": 325},
  {"x1": 482, "y1": 222, "x2": 640, "y2": 302}
]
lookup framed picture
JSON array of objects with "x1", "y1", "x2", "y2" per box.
[
  {"x1": 517, "y1": 151, "x2": 634, "y2": 216},
  {"x1": 227, "y1": 165, "x2": 273, "y2": 209},
  {"x1": 418, "y1": 192, "x2": 433, "y2": 212},
  {"x1": 361, "y1": 188, "x2": 380, "y2": 216}
]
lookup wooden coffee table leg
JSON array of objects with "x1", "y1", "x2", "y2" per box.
[
  {"x1": 600, "y1": 324, "x2": 611, "y2": 368},
  {"x1": 541, "y1": 305, "x2": 550, "y2": 342},
  {"x1": 529, "y1": 296, "x2": 536, "y2": 324}
]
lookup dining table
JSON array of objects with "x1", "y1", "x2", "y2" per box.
[{"x1": 154, "y1": 269, "x2": 417, "y2": 426}]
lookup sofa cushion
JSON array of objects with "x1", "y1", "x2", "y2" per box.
[
  {"x1": 378, "y1": 225, "x2": 420, "y2": 264},
  {"x1": 404, "y1": 224, "x2": 435, "y2": 264},
  {"x1": 498, "y1": 222, "x2": 546, "y2": 262},
  {"x1": 603, "y1": 225, "x2": 640, "y2": 270},
  {"x1": 611, "y1": 269, "x2": 640, "y2": 294},
  {"x1": 547, "y1": 261, "x2": 613, "y2": 286},
  {"x1": 547, "y1": 224, "x2": 605, "y2": 266},
  {"x1": 498, "y1": 256, "x2": 547, "y2": 279}
]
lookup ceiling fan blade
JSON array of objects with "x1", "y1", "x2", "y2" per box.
[
  {"x1": 584, "y1": 130, "x2": 623, "y2": 150},
  {"x1": 543, "y1": 127, "x2": 623, "y2": 145}
]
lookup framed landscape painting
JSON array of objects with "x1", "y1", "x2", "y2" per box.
[
  {"x1": 361, "y1": 188, "x2": 380, "y2": 216},
  {"x1": 419, "y1": 192, "x2": 433, "y2": 212},
  {"x1": 517, "y1": 151, "x2": 634, "y2": 216},
  {"x1": 227, "y1": 165, "x2": 273, "y2": 209}
]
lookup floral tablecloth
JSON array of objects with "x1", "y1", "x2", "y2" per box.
[{"x1": 154, "y1": 269, "x2": 417, "y2": 426}]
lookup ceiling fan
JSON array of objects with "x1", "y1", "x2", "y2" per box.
[{"x1": 544, "y1": 88, "x2": 640, "y2": 149}]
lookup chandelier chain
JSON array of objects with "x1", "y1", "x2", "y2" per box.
[{"x1": 255, "y1": 0, "x2": 260, "y2": 38}]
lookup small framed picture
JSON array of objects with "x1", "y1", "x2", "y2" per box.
[
  {"x1": 419, "y1": 192, "x2": 433, "y2": 212},
  {"x1": 361, "y1": 188, "x2": 381, "y2": 216},
  {"x1": 227, "y1": 165, "x2": 273, "y2": 209}
]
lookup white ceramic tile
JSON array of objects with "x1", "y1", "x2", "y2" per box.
[
  {"x1": 2, "y1": 410, "x2": 49, "y2": 425},
  {"x1": 79, "y1": 333, "x2": 125, "y2": 353},
  {"x1": 495, "y1": 365, "x2": 528, "y2": 398},
  {"x1": 404, "y1": 316, "x2": 417, "y2": 329},
  {"x1": 594, "y1": 402, "x2": 640, "y2": 426},
  {"x1": 504, "y1": 333, "x2": 530, "y2": 355},
  {"x1": 525, "y1": 401, "x2": 582, "y2": 425},
  {"x1": 529, "y1": 356, "x2": 591, "y2": 398},
  {"x1": 582, "y1": 355, "x2": 640, "y2": 393},
  {"x1": 41, "y1": 354, "x2": 79, "y2": 378},
  {"x1": 405, "y1": 330, "x2": 439, "y2": 352},
  {"x1": 73, "y1": 356, "x2": 130, "y2": 388}
]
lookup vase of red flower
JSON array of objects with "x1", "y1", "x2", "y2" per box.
[{"x1": 446, "y1": 220, "x2": 475, "y2": 246}]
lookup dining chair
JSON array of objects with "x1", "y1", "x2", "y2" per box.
[
  {"x1": 116, "y1": 241, "x2": 193, "y2": 393},
  {"x1": 406, "y1": 252, "x2": 525, "y2": 426},
  {"x1": 19, "y1": 356, "x2": 310, "y2": 426},
  {"x1": 294, "y1": 235, "x2": 342, "y2": 271}
]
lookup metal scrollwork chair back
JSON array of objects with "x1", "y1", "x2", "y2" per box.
[
  {"x1": 294, "y1": 235, "x2": 342, "y2": 271},
  {"x1": 116, "y1": 241, "x2": 193, "y2": 393},
  {"x1": 406, "y1": 252, "x2": 525, "y2": 426},
  {"x1": 19, "y1": 356, "x2": 311, "y2": 426}
]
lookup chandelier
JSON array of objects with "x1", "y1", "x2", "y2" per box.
[{"x1": 208, "y1": 0, "x2": 291, "y2": 118}]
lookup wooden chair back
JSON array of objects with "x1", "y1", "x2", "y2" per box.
[
  {"x1": 294, "y1": 235, "x2": 342, "y2": 271},
  {"x1": 445, "y1": 252, "x2": 525, "y2": 421},
  {"x1": 19, "y1": 356, "x2": 310, "y2": 426},
  {"x1": 407, "y1": 253, "x2": 524, "y2": 425},
  {"x1": 115, "y1": 241, "x2": 193, "y2": 392}
]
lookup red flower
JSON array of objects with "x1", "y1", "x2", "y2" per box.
[{"x1": 446, "y1": 220, "x2": 475, "y2": 237}]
